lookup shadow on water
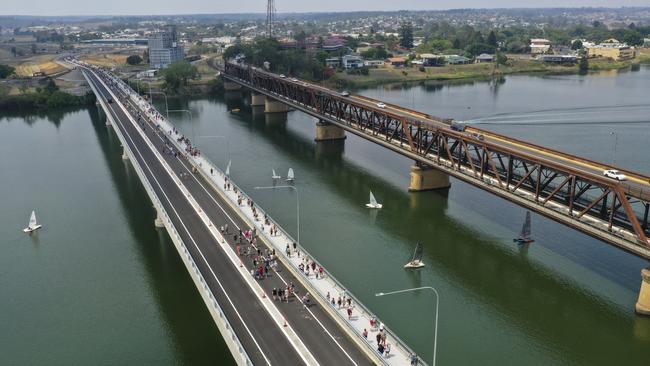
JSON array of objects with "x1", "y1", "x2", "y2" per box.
[
  {"x1": 87, "y1": 107, "x2": 235, "y2": 366},
  {"x1": 0, "y1": 106, "x2": 89, "y2": 128},
  {"x1": 215, "y1": 93, "x2": 650, "y2": 365}
]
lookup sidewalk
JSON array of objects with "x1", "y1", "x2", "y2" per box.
[{"x1": 117, "y1": 80, "x2": 424, "y2": 366}]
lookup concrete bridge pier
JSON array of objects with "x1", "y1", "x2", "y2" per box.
[
  {"x1": 636, "y1": 268, "x2": 650, "y2": 315},
  {"x1": 223, "y1": 81, "x2": 243, "y2": 91},
  {"x1": 264, "y1": 96, "x2": 290, "y2": 113},
  {"x1": 408, "y1": 163, "x2": 451, "y2": 192},
  {"x1": 315, "y1": 120, "x2": 346, "y2": 142},
  {"x1": 251, "y1": 92, "x2": 265, "y2": 106},
  {"x1": 154, "y1": 209, "x2": 165, "y2": 228}
]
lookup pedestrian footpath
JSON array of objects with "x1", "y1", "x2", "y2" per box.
[{"x1": 116, "y1": 80, "x2": 424, "y2": 366}]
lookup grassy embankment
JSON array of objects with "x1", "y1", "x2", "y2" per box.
[{"x1": 331, "y1": 53, "x2": 648, "y2": 88}]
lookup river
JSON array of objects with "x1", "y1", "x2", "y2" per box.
[{"x1": 2, "y1": 66, "x2": 649, "y2": 365}]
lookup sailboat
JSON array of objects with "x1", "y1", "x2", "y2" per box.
[
  {"x1": 225, "y1": 159, "x2": 232, "y2": 177},
  {"x1": 513, "y1": 211, "x2": 534, "y2": 244},
  {"x1": 286, "y1": 168, "x2": 295, "y2": 182},
  {"x1": 272, "y1": 169, "x2": 281, "y2": 179},
  {"x1": 365, "y1": 190, "x2": 383, "y2": 209},
  {"x1": 404, "y1": 242, "x2": 425, "y2": 269},
  {"x1": 23, "y1": 210, "x2": 42, "y2": 234}
]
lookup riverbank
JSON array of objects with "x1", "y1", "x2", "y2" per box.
[
  {"x1": 0, "y1": 83, "x2": 95, "y2": 111},
  {"x1": 329, "y1": 56, "x2": 645, "y2": 88}
]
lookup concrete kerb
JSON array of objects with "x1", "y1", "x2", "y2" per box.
[
  {"x1": 83, "y1": 70, "x2": 253, "y2": 366},
  {"x1": 123, "y1": 78, "x2": 424, "y2": 366}
]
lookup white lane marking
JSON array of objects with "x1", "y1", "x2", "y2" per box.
[{"x1": 91, "y1": 74, "x2": 274, "y2": 366}]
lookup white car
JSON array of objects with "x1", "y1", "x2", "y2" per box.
[
  {"x1": 603, "y1": 169, "x2": 627, "y2": 181},
  {"x1": 290, "y1": 77, "x2": 299, "y2": 82},
  {"x1": 376, "y1": 102, "x2": 387, "y2": 108},
  {"x1": 279, "y1": 74, "x2": 286, "y2": 78}
]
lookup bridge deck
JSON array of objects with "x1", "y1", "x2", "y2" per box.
[{"x1": 83, "y1": 66, "x2": 420, "y2": 366}]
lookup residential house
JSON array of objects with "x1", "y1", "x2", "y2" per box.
[
  {"x1": 538, "y1": 55, "x2": 577, "y2": 64},
  {"x1": 342, "y1": 55, "x2": 364, "y2": 69},
  {"x1": 475, "y1": 53, "x2": 495, "y2": 63},
  {"x1": 530, "y1": 38, "x2": 551, "y2": 54},
  {"x1": 420, "y1": 53, "x2": 445, "y2": 66},
  {"x1": 445, "y1": 55, "x2": 471, "y2": 65},
  {"x1": 325, "y1": 57, "x2": 341, "y2": 68},
  {"x1": 385, "y1": 57, "x2": 407, "y2": 68},
  {"x1": 363, "y1": 60, "x2": 385, "y2": 68}
]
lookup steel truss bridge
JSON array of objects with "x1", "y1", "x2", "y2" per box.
[{"x1": 223, "y1": 62, "x2": 650, "y2": 259}]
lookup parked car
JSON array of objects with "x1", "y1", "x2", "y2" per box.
[
  {"x1": 279, "y1": 74, "x2": 286, "y2": 78},
  {"x1": 376, "y1": 102, "x2": 387, "y2": 108},
  {"x1": 290, "y1": 77, "x2": 299, "y2": 82},
  {"x1": 340, "y1": 90, "x2": 350, "y2": 97},
  {"x1": 603, "y1": 169, "x2": 627, "y2": 181}
]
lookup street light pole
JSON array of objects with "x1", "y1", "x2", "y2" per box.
[
  {"x1": 375, "y1": 286, "x2": 440, "y2": 366},
  {"x1": 168, "y1": 109, "x2": 194, "y2": 141},
  {"x1": 254, "y1": 185, "x2": 299, "y2": 246}
]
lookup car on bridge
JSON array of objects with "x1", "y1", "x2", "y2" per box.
[
  {"x1": 376, "y1": 102, "x2": 387, "y2": 108},
  {"x1": 340, "y1": 90, "x2": 350, "y2": 97},
  {"x1": 603, "y1": 169, "x2": 627, "y2": 181}
]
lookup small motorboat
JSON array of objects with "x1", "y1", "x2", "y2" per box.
[{"x1": 23, "y1": 210, "x2": 42, "y2": 234}]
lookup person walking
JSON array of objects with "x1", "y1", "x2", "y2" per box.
[
  {"x1": 362, "y1": 329, "x2": 368, "y2": 339},
  {"x1": 347, "y1": 307, "x2": 353, "y2": 320}
]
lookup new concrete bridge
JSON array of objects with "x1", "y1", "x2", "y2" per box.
[{"x1": 78, "y1": 62, "x2": 424, "y2": 366}]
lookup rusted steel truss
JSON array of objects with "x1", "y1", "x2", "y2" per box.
[{"x1": 224, "y1": 63, "x2": 650, "y2": 247}]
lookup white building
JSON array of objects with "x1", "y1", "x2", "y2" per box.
[{"x1": 530, "y1": 38, "x2": 551, "y2": 54}]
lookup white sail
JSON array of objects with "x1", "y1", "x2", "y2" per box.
[
  {"x1": 23, "y1": 210, "x2": 42, "y2": 233},
  {"x1": 272, "y1": 169, "x2": 280, "y2": 179},
  {"x1": 286, "y1": 168, "x2": 295, "y2": 181},
  {"x1": 369, "y1": 190, "x2": 377, "y2": 206},
  {"x1": 29, "y1": 211, "x2": 37, "y2": 228},
  {"x1": 225, "y1": 159, "x2": 232, "y2": 176},
  {"x1": 366, "y1": 189, "x2": 382, "y2": 209},
  {"x1": 404, "y1": 242, "x2": 425, "y2": 268}
]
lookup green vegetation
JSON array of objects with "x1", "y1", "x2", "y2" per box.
[
  {"x1": 126, "y1": 55, "x2": 143, "y2": 65},
  {"x1": 399, "y1": 22, "x2": 414, "y2": 49},
  {"x1": 161, "y1": 61, "x2": 199, "y2": 93},
  {"x1": 579, "y1": 57, "x2": 589, "y2": 74},
  {"x1": 0, "y1": 78, "x2": 95, "y2": 111},
  {"x1": 0, "y1": 64, "x2": 15, "y2": 79},
  {"x1": 224, "y1": 38, "x2": 326, "y2": 80}
]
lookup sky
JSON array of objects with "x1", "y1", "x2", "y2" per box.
[{"x1": 2, "y1": 0, "x2": 650, "y2": 16}]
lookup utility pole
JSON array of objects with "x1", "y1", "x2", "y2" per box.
[{"x1": 266, "y1": 0, "x2": 276, "y2": 38}]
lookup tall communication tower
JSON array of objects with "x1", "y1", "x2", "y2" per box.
[{"x1": 266, "y1": 0, "x2": 276, "y2": 38}]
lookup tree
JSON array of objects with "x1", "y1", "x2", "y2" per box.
[
  {"x1": 126, "y1": 55, "x2": 143, "y2": 65},
  {"x1": 161, "y1": 61, "x2": 199, "y2": 92},
  {"x1": 399, "y1": 22, "x2": 414, "y2": 49},
  {"x1": 30, "y1": 43, "x2": 37, "y2": 55},
  {"x1": 571, "y1": 39, "x2": 583, "y2": 50},
  {"x1": 496, "y1": 51, "x2": 508, "y2": 66},
  {"x1": 487, "y1": 31, "x2": 498, "y2": 47},
  {"x1": 0, "y1": 64, "x2": 15, "y2": 79},
  {"x1": 579, "y1": 56, "x2": 589, "y2": 74}
]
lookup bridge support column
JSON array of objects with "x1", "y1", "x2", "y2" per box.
[
  {"x1": 154, "y1": 210, "x2": 165, "y2": 228},
  {"x1": 264, "y1": 96, "x2": 289, "y2": 113},
  {"x1": 223, "y1": 81, "x2": 242, "y2": 91},
  {"x1": 121, "y1": 148, "x2": 129, "y2": 161},
  {"x1": 315, "y1": 120, "x2": 346, "y2": 142},
  {"x1": 408, "y1": 164, "x2": 450, "y2": 192},
  {"x1": 251, "y1": 92, "x2": 265, "y2": 106},
  {"x1": 636, "y1": 268, "x2": 650, "y2": 315}
]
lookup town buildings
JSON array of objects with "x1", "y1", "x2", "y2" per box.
[
  {"x1": 148, "y1": 25, "x2": 184, "y2": 69},
  {"x1": 586, "y1": 39, "x2": 636, "y2": 61},
  {"x1": 530, "y1": 39, "x2": 551, "y2": 54}
]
